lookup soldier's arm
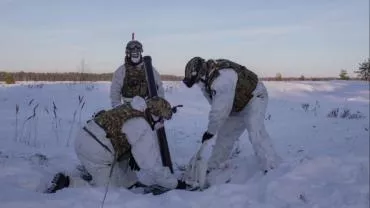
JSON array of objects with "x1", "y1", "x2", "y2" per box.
[
  {"x1": 123, "y1": 118, "x2": 178, "y2": 189},
  {"x1": 152, "y1": 67, "x2": 165, "y2": 98},
  {"x1": 110, "y1": 65, "x2": 125, "y2": 108},
  {"x1": 206, "y1": 69, "x2": 237, "y2": 135}
]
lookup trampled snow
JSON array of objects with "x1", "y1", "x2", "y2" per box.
[{"x1": 0, "y1": 80, "x2": 368, "y2": 208}]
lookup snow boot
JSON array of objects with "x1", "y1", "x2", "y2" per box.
[
  {"x1": 76, "y1": 164, "x2": 92, "y2": 182},
  {"x1": 44, "y1": 172, "x2": 70, "y2": 193}
]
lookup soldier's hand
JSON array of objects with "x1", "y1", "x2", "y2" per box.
[
  {"x1": 153, "y1": 119, "x2": 164, "y2": 130},
  {"x1": 176, "y1": 180, "x2": 191, "y2": 190},
  {"x1": 202, "y1": 132, "x2": 214, "y2": 143}
]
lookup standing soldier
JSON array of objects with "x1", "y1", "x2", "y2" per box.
[{"x1": 110, "y1": 35, "x2": 165, "y2": 107}]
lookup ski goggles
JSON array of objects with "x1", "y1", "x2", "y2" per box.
[{"x1": 126, "y1": 41, "x2": 143, "y2": 51}]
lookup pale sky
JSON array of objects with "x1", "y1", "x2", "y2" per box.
[{"x1": 0, "y1": 0, "x2": 368, "y2": 77}]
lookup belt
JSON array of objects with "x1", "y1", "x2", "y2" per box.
[{"x1": 83, "y1": 126, "x2": 113, "y2": 154}]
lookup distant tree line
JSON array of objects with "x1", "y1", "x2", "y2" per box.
[
  {"x1": 0, "y1": 71, "x2": 360, "y2": 83},
  {"x1": 260, "y1": 76, "x2": 340, "y2": 81},
  {"x1": 1, "y1": 58, "x2": 369, "y2": 83},
  {"x1": 0, "y1": 71, "x2": 113, "y2": 82}
]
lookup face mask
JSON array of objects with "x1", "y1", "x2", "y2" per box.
[
  {"x1": 129, "y1": 47, "x2": 142, "y2": 63},
  {"x1": 130, "y1": 55, "x2": 141, "y2": 63}
]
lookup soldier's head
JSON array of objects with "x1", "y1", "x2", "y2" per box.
[
  {"x1": 145, "y1": 96, "x2": 173, "y2": 120},
  {"x1": 183, "y1": 56, "x2": 207, "y2": 88},
  {"x1": 125, "y1": 40, "x2": 143, "y2": 65}
]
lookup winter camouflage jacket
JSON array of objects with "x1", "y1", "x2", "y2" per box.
[
  {"x1": 94, "y1": 104, "x2": 148, "y2": 161},
  {"x1": 204, "y1": 59, "x2": 258, "y2": 112}
]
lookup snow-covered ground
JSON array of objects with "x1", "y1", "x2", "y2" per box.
[{"x1": 0, "y1": 80, "x2": 368, "y2": 208}]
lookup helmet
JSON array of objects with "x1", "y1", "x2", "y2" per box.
[
  {"x1": 125, "y1": 40, "x2": 143, "y2": 55},
  {"x1": 125, "y1": 40, "x2": 143, "y2": 65},
  {"x1": 146, "y1": 96, "x2": 173, "y2": 120},
  {"x1": 183, "y1": 57, "x2": 206, "y2": 88}
]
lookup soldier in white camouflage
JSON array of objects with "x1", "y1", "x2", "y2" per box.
[
  {"x1": 44, "y1": 96, "x2": 189, "y2": 193},
  {"x1": 183, "y1": 57, "x2": 282, "y2": 174},
  {"x1": 110, "y1": 39, "x2": 165, "y2": 107}
]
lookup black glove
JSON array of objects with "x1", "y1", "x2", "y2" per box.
[
  {"x1": 176, "y1": 180, "x2": 189, "y2": 190},
  {"x1": 202, "y1": 131, "x2": 214, "y2": 143},
  {"x1": 128, "y1": 155, "x2": 140, "y2": 171}
]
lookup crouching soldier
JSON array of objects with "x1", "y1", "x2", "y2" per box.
[
  {"x1": 45, "y1": 96, "x2": 189, "y2": 193},
  {"x1": 183, "y1": 57, "x2": 281, "y2": 176}
]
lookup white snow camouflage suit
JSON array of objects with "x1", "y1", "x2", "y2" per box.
[
  {"x1": 74, "y1": 96, "x2": 178, "y2": 189},
  {"x1": 198, "y1": 59, "x2": 281, "y2": 172}
]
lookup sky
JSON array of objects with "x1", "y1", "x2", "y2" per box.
[{"x1": 0, "y1": 0, "x2": 368, "y2": 77}]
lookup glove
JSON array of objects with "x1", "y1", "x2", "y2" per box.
[
  {"x1": 202, "y1": 131, "x2": 214, "y2": 143},
  {"x1": 128, "y1": 155, "x2": 140, "y2": 171},
  {"x1": 176, "y1": 180, "x2": 190, "y2": 190},
  {"x1": 153, "y1": 120, "x2": 165, "y2": 130}
]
